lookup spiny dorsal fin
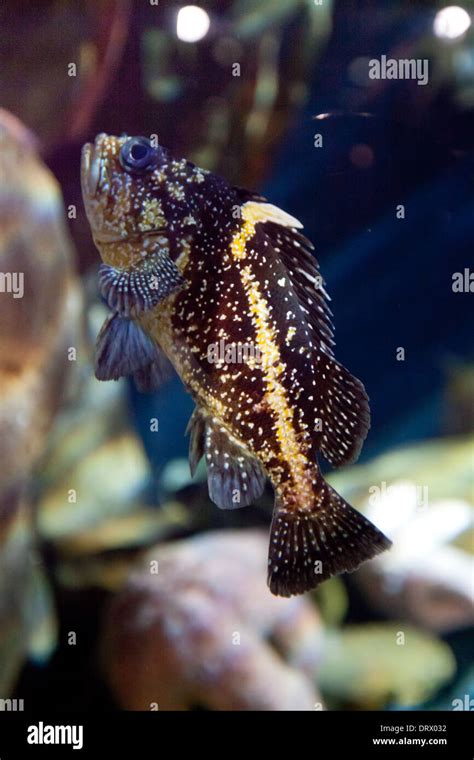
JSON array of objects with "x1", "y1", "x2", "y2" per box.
[
  {"x1": 230, "y1": 197, "x2": 368, "y2": 467},
  {"x1": 259, "y1": 219, "x2": 335, "y2": 354},
  {"x1": 257, "y1": 213, "x2": 368, "y2": 467},
  {"x1": 232, "y1": 186, "x2": 267, "y2": 204},
  {"x1": 232, "y1": 191, "x2": 334, "y2": 352}
]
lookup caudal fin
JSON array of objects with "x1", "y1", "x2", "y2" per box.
[{"x1": 267, "y1": 478, "x2": 391, "y2": 597}]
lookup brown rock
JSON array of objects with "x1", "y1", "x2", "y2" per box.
[
  {"x1": 0, "y1": 108, "x2": 83, "y2": 501},
  {"x1": 0, "y1": 109, "x2": 83, "y2": 692},
  {"x1": 102, "y1": 530, "x2": 324, "y2": 711}
]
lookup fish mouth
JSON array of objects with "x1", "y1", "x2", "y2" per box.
[
  {"x1": 81, "y1": 133, "x2": 169, "y2": 245},
  {"x1": 81, "y1": 133, "x2": 115, "y2": 199},
  {"x1": 81, "y1": 141, "x2": 102, "y2": 201}
]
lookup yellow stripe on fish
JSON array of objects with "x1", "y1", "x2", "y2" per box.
[
  {"x1": 231, "y1": 201, "x2": 302, "y2": 261},
  {"x1": 239, "y1": 264, "x2": 314, "y2": 505}
]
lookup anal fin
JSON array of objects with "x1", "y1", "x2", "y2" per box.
[{"x1": 186, "y1": 408, "x2": 266, "y2": 509}]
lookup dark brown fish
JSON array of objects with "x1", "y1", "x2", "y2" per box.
[{"x1": 81, "y1": 133, "x2": 391, "y2": 597}]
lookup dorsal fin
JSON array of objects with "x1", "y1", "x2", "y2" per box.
[
  {"x1": 258, "y1": 215, "x2": 368, "y2": 467},
  {"x1": 231, "y1": 192, "x2": 334, "y2": 350},
  {"x1": 313, "y1": 351, "x2": 370, "y2": 467},
  {"x1": 259, "y1": 219, "x2": 335, "y2": 354},
  {"x1": 232, "y1": 186, "x2": 267, "y2": 204}
]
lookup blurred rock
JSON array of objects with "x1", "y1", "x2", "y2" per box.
[
  {"x1": 39, "y1": 433, "x2": 149, "y2": 543},
  {"x1": 102, "y1": 530, "x2": 324, "y2": 710},
  {"x1": 329, "y1": 436, "x2": 474, "y2": 633},
  {"x1": 312, "y1": 576, "x2": 348, "y2": 628},
  {"x1": 358, "y1": 493, "x2": 474, "y2": 633},
  {"x1": 0, "y1": 108, "x2": 83, "y2": 504},
  {"x1": 38, "y1": 367, "x2": 126, "y2": 495},
  {"x1": 318, "y1": 623, "x2": 456, "y2": 710},
  {"x1": 0, "y1": 109, "x2": 83, "y2": 694}
]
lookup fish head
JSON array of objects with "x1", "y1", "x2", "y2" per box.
[{"x1": 81, "y1": 133, "x2": 205, "y2": 268}]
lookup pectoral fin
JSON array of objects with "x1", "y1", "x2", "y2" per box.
[
  {"x1": 133, "y1": 352, "x2": 174, "y2": 393},
  {"x1": 95, "y1": 312, "x2": 172, "y2": 392},
  {"x1": 98, "y1": 250, "x2": 185, "y2": 317},
  {"x1": 186, "y1": 408, "x2": 266, "y2": 509}
]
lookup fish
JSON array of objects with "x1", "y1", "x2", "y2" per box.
[{"x1": 81, "y1": 133, "x2": 391, "y2": 597}]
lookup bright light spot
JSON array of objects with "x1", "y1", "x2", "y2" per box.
[
  {"x1": 176, "y1": 5, "x2": 210, "y2": 43},
  {"x1": 433, "y1": 6, "x2": 471, "y2": 39}
]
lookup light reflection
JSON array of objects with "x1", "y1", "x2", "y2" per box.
[
  {"x1": 176, "y1": 5, "x2": 210, "y2": 43},
  {"x1": 433, "y1": 6, "x2": 472, "y2": 40}
]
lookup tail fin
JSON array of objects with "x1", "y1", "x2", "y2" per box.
[{"x1": 267, "y1": 477, "x2": 391, "y2": 597}]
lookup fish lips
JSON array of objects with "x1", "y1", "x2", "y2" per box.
[{"x1": 81, "y1": 141, "x2": 101, "y2": 201}]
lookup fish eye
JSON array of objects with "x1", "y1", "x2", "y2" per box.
[{"x1": 119, "y1": 137, "x2": 158, "y2": 174}]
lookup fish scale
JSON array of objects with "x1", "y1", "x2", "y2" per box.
[
  {"x1": 81, "y1": 132, "x2": 391, "y2": 597},
  {"x1": 169, "y1": 225, "x2": 313, "y2": 489}
]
